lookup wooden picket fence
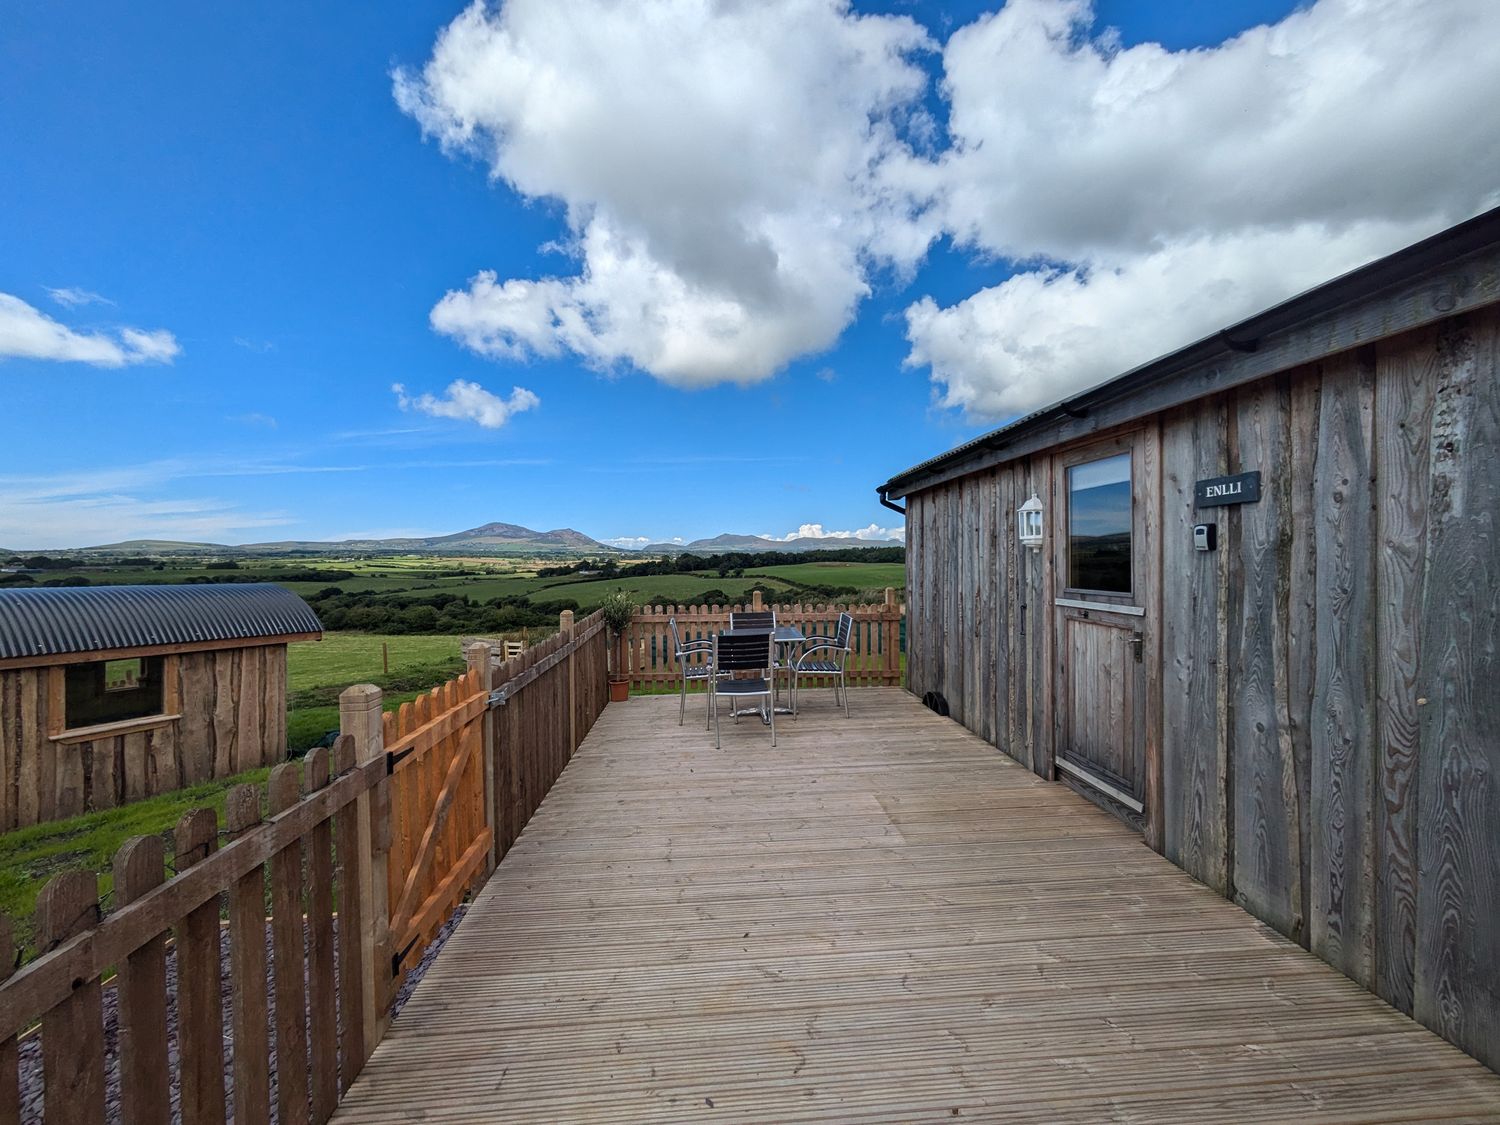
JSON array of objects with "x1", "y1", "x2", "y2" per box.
[
  {"x1": 0, "y1": 608, "x2": 611, "y2": 1125},
  {"x1": 0, "y1": 737, "x2": 380, "y2": 1125},
  {"x1": 485, "y1": 609, "x2": 609, "y2": 856},
  {"x1": 625, "y1": 589, "x2": 905, "y2": 690}
]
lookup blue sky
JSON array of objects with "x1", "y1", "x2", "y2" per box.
[{"x1": 3, "y1": 0, "x2": 1494, "y2": 550}]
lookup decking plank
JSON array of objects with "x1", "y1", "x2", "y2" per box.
[{"x1": 333, "y1": 690, "x2": 1500, "y2": 1123}]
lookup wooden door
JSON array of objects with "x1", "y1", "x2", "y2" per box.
[{"x1": 1052, "y1": 433, "x2": 1154, "y2": 827}]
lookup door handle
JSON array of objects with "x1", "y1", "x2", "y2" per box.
[{"x1": 1129, "y1": 632, "x2": 1144, "y2": 663}]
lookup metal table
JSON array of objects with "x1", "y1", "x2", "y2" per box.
[{"x1": 771, "y1": 624, "x2": 805, "y2": 714}]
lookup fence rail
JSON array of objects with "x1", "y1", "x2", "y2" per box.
[
  {"x1": 0, "y1": 608, "x2": 611, "y2": 1125},
  {"x1": 625, "y1": 588, "x2": 904, "y2": 689}
]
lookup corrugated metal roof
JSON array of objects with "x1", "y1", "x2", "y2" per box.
[{"x1": 0, "y1": 583, "x2": 323, "y2": 662}]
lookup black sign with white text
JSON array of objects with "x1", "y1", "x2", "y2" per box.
[{"x1": 1195, "y1": 471, "x2": 1261, "y2": 507}]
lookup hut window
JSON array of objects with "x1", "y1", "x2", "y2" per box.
[
  {"x1": 64, "y1": 656, "x2": 167, "y2": 729},
  {"x1": 1067, "y1": 452, "x2": 1132, "y2": 594}
]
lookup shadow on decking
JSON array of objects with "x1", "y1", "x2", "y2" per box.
[{"x1": 334, "y1": 689, "x2": 1500, "y2": 1123}]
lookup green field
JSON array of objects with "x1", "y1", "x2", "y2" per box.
[
  {"x1": 286, "y1": 632, "x2": 470, "y2": 751},
  {"x1": 746, "y1": 561, "x2": 907, "y2": 591},
  {"x1": 3, "y1": 553, "x2": 902, "y2": 607}
]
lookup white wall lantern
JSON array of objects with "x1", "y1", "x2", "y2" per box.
[{"x1": 1017, "y1": 494, "x2": 1045, "y2": 551}]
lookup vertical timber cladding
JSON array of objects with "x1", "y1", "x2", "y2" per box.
[
  {"x1": 899, "y1": 305, "x2": 1500, "y2": 1072},
  {"x1": 904, "y1": 456, "x2": 1051, "y2": 777},
  {"x1": 1158, "y1": 313, "x2": 1500, "y2": 1069},
  {"x1": 0, "y1": 641, "x2": 292, "y2": 829}
]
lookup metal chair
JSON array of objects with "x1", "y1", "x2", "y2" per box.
[
  {"x1": 710, "y1": 629, "x2": 777, "y2": 748},
  {"x1": 792, "y1": 612, "x2": 855, "y2": 717},
  {"x1": 728, "y1": 610, "x2": 775, "y2": 631},
  {"x1": 730, "y1": 610, "x2": 787, "y2": 705},
  {"x1": 668, "y1": 616, "x2": 716, "y2": 726}
]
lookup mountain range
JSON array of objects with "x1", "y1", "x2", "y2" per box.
[
  {"x1": 4, "y1": 522, "x2": 901, "y2": 558},
  {"x1": 638, "y1": 533, "x2": 900, "y2": 554}
]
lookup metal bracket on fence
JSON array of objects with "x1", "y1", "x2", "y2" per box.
[
  {"x1": 386, "y1": 747, "x2": 415, "y2": 775},
  {"x1": 487, "y1": 688, "x2": 509, "y2": 710},
  {"x1": 392, "y1": 934, "x2": 420, "y2": 976}
]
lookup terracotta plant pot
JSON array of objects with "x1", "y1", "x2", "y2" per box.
[{"x1": 609, "y1": 678, "x2": 630, "y2": 703}]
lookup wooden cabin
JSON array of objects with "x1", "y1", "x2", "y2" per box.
[
  {"x1": 0, "y1": 583, "x2": 321, "y2": 830},
  {"x1": 879, "y1": 207, "x2": 1500, "y2": 1072}
]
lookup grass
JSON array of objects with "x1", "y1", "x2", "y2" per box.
[
  {"x1": 286, "y1": 633, "x2": 468, "y2": 750},
  {"x1": 549, "y1": 573, "x2": 797, "y2": 609},
  {"x1": 0, "y1": 766, "x2": 273, "y2": 954},
  {"x1": 745, "y1": 561, "x2": 907, "y2": 590},
  {"x1": 287, "y1": 632, "x2": 466, "y2": 693}
]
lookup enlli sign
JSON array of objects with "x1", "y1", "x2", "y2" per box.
[{"x1": 1195, "y1": 471, "x2": 1262, "y2": 507}]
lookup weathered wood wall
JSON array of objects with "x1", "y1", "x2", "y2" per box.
[
  {"x1": 0, "y1": 642, "x2": 289, "y2": 830},
  {"x1": 904, "y1": 306, "x2": 1500, "y2": 1072}
]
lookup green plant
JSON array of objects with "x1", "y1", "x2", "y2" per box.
[
  {"x1": 600, "y1": 589, "x2": 636, "y2": 637},
  {"x1": 599, "y1": 590, "x2": 636, "y2": 681}
]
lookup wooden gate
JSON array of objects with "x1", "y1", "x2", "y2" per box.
[{"x1": 383, "y1": 666, "x2": 491, "y2": 984}]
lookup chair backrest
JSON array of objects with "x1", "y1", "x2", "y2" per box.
[
  {"x1": 714, "y1": 629, "x2": 774, "y2": 673},
  {"x1": 834, "y1": 612, "x2": 854, "y2": 651},
  {"x1": 729, "y1": 610, "x2": 775, "y2": 632},
  {"x1": 669, "y1": 616, "x2": 683, "y2": 653}
]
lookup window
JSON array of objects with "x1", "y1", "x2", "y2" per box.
[
  {"x1": 65, "y1": 656, "x2": 167, "y2": 729},
  {"x1": 1067, "y1": 452, "x2": 1132, "y2": 594}
]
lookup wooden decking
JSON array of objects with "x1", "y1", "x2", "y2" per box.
[{"x1": 334, "y1": 689, "x2": 1500, "y2": 1123}]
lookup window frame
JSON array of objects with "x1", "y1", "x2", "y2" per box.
[
  {"x1": 1055, "y1": 434, "x2": 1142, "y2": 604},
  {"x1": 47, "y1": 653, "x2": 181, "y2": 741}
]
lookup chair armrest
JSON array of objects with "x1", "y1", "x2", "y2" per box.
[
  {"x1": 676, "y1": 641, "x2": 713, "y2": 654},
  {"x1": 795, "y1": 643, "x2": 848, "y2": 667}
]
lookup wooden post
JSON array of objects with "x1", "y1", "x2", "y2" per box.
[
  {"x1": 340, "y1": 683, "x2": 391, "y2": 1052},
  {"x1": 752, "y1": 588, "x2": 763, "y2": 612},
  {"x1": 0, "y1": 916, "x2": 17, "y2": 1125},
  {"x1": 224, "y1": 787, "x2": 270, "y2": 1125},
  {"x1": 466, "y1": 643, "x2": 498, "y2": 872},
  {"x1": 884, "y1": 587, "x2": 899, "y2": 686},
  {"x1": 174, "y1": 809, "x2": 227, "y2": 1125},
  {"x1": 36, "y1": 871, "x2": 105, "y2": 1125},
  {"x1": 382, "y1": 642, "x2": 389, "y2": 676},
  {"x1": 559, "y1": 612, "x2": 576, "y2": 758}
]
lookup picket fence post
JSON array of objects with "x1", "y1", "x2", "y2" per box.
[
  {"x1": 560, "y1": 610, "x2": 577, "y2": 756},
  {"x1": 466, "y1": 642, "x2": 499, "y2": 873},
  {"x1": 340, "y1": 682, "x2": 391, "y2": 1052}
]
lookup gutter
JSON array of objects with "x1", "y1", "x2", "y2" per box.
[{"x1": 878, "y1": 488, "x2": 906, "y2": 517}]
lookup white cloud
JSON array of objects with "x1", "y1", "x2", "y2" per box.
[
  {"x1": 0, "y1": 464, "x2": 291, "y2": 549},
  {"x1": 766, "y1": 522, "x2": 904, "y2": 542},
  {"x1": 601, "y1": 536, "x2": 652, "y2": 549},
  {"x1": 46, "y1": 286, "x2": 113, "y2": 309},
  {"x1": 0, "y1": 293, "x2": 182, "y2": 368},
  {"x1": 398, "y1": 0, "x2": 939, "y2": 386},
  {"x1": 907, "y1": 0, "x2": 1500, "y2": 416},
  {"x1": 906, "y1": 221, "x2": 1425, "y2": 416},
  {"x1": 393, "y1": 379, "x2": 540, "y2": 429},
  {"x1": 399, "y1": 0, "x2": 1500, "y2": 417},
  {"x1": 230, "y1": 413, "x2": 279, "y2": 429}
]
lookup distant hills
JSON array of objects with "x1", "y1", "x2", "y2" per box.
[
  {"x1": 5, "y1": 522, "x2": 902, "y2": 558},
  {"x1": 637, "y1": 532, "x2": 901, "y2": 555},
  {"x1": 13, "y1": 522, "x2": 612, "y2": 558}
]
